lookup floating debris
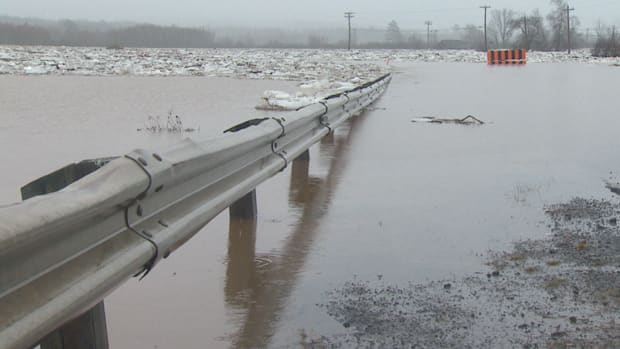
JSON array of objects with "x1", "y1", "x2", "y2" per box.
[
  {"x1": 604, "y1": 180, "x2": 620, "y2": 195},
  {"x1": 412, "y1": 115, "x2": 485, "y2": 125},
  {"x1": 137, "y1": 111, "x2": 198, "y2": 133},
  {"x1": 255, "y1": 90, "x2": 317, "y2": 111}
]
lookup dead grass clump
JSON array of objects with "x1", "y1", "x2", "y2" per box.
[
  {"x1": 524, "y1": 266, "x2": 541, "y2": 274},
  {"x1": 544, "y1": 278, "x2": 568, "y2": 290},
  {"x1": 509, "y1": 253, "x2": 528, "y2": 262},
  {"x1": 575, "y1": 241, "x2": 589, "y2": 251}
]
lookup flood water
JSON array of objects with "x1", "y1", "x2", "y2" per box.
[{"x1": 2, "y1": 63, "x2": 620, "y2": 348}]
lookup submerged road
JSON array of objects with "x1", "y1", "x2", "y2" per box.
[{"x1": 3, "y1": 62, "x2": 620, "y2": 347}]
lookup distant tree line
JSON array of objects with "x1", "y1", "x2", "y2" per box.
[
  {"x1": 0, "y1": 20, "x2": 215, "y2": 48},
  {"x1": 378, "y1": 0, "x2": 595, "y2": 52},
  {"x1": 376, "y1": 0, "x2": 618, "y2": 56},
  {"x1": 592, "y1": 25, "x2": 619, "y2": 57},
  {"x1": 0, "y1": 0, "x2": 618, "y2": 55}
]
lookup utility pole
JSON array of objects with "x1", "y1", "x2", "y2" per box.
[
  {"x1": 523, "y1": 14, "x2": 529, "y2": 50},
  {"x1": 566, "y1": 5, "x2": 575, "y2": 53},
  {"x1": 344, "y1": 12, "x2": 355, "y2": 50},
  {"x1": 425, "y1": 21, "x2": 433, "y2": 49},
  {"x1": 480, "y1": 5, "x2": 491, "y2": 51}
]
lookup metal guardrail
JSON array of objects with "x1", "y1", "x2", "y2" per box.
[{"x1": 0, "y1": 73, "x2": 391, "y2": 349}]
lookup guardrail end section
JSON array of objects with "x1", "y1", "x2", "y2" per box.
[
  {"x1": 20, "y1": 157, "x2": 117, "y2": 200},
  {"x1": 19, "y1": 159, "x2": 111, "y2": 349}
]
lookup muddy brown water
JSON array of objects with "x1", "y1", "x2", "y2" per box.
[{"x1": 1, "y1": 63, "x2": 620, "y2": 348}]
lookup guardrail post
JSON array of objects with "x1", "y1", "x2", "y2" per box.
[
  {"x1": 38, "y1": 303, "x2": 108, "y2": 349},
  {"x1": 295, "y1": 149, "x2": 310, "y2": 161},
  {"x1": 21, "y1": 159, "x2": 111, "y2": 349},
  {"x1": 321, "y1": 132, "x2": 335, "y2": 145},
  {"x1": 225, "y1": 218, "x2": 257, "y2": 304},
  {"x1": 229, "y1": 189, "x2": 257, "y2": 219},
  {"x1": 290, "y1": 151, "x2": 310, "y2": 206}
]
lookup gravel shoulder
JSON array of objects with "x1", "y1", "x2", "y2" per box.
[{"x1": 318, "y1": 194, "x2": 620, "y2": 348}]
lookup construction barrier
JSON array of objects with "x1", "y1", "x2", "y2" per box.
[{"x1": 487, "y1": 49, "x2": 527, "y2": 65}]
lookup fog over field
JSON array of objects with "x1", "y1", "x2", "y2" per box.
[
  {"x1": 3, "y1": 0, "x2": 620, "y2": 29},
  {"x1": 2, "y1": 0, "x2": 620, "y2": 53}
]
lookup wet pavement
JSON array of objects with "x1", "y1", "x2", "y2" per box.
[{"x1": 2, "y1": 62, "x2": 620, "y2": 348}]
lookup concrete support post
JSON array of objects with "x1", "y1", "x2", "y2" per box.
[{"x1": 230, "y1": 189, "x2": 257, "y2": 219}]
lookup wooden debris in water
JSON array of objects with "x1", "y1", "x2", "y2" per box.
[{"x1": 411, "y1": 115, "x2": 485, "y2": 125}]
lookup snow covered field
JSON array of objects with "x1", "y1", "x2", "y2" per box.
[{"x1": 1, "y1": 46, "x2": 618, "y2": 109}]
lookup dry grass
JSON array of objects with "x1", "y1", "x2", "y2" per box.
[
  {"x1": 524, "y1": 266, "x2": 541, "y2": 274},
  {"x1": 575, "y1": 241, "x2": 589, "y2": 251},
  {"x1": 509, "y1": 253, "x2": 528, "y2": 262},
  {"x1": 544, "y1": 278, "x2": 568, "y2": 290}
]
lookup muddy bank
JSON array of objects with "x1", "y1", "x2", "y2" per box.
[{"x1": 318, "y1": 196, "x2": 620, "y2": 348}]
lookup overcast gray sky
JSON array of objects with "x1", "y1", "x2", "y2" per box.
[{"x1": 3, "y1": 0, "x2": 620, "y2": 30}]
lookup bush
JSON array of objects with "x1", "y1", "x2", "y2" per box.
[{"x1": 592, "y1": 28, "x2": 620, "y2": 57}]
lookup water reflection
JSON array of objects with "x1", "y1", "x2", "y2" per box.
[
  {"x1": 224, "y1": 114, "x2": 366, "y2": 348},
  {"x1": 225, "y1": 219, "x2": 257, "y2": 307}
]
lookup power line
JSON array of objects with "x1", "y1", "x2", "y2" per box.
[
  {"x1": 355, "y1": 7, "x2": 479, "y2": 15},
  {"x1": 567, "y1": 5, "x2": 575, "y2": 53},
  {"x1": 480, "y1": 5, "x2": 491, "y2": 52},
  {"x1": 424, "y1": 21, "x2": 433, "y2": 48},
  {"x1": 344, "y1": 11, "x2": 354, "y2": 50}
]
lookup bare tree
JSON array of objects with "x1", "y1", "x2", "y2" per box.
[
  {"x1": 547, "y1": 0, "x2": 566, "y2": 50},
  {"x1": 546, "y1": 0, "x2": 580, "y2": 51},
  {"x1": 529, "y1": 10, "x2": 549, "y2": 50},
  {"x1": 407, "y1": 33, "x2": 424, "y2": 49},
  {"x1": 592, "y1": 23, "x2": 620, "y2": 57},
  {"x1": 489, "y1": 8, "x2": 516, "y2": 48},
  {"x1": 385, "y1": 20, "x2": 403, "y2": 44},
  {"x1": 514, "y1": 9, "x2": 549, "y2": 50},
  {"x1": 307, "y1": 35, "x2": 328, "y2": 48},
  {"x1": 460, "y1": 24, "x2": 485, "y2": 50}
]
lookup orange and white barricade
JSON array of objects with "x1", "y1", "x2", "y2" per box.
[{"x1": 487, "y1": 49, "x2": 527, "y2": 65}]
